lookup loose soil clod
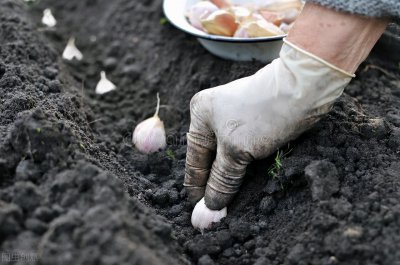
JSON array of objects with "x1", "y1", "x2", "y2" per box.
[{"x1": 0, "y1": 0, "x2": 399, "y2": 265}]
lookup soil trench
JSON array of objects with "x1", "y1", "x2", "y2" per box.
[{"x1": 0, "y1": 0, "x2": 399, "y2": 264}]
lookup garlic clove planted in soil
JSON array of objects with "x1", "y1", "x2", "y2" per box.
[
  {"x1": 191, "y1": 198, "x2": 227, "y2": 233},
  {"x1": 62, "y1": 37, "x2": 83, "y2": 61},
  {"x1": 132, "y1": 93, "x2": 167, "y2": 154},
  {"x1": 95, "y1": 71, "x2": 116, "y2": 95},
  {"x1": 187, "y1": 1, "x2": 219, "y2": 30},
  {"x1": 42, "y1": 8, "x2": 57, "y2": 27},
  {"x1": 201, "y1": 10, "x2": 238, "y2": 37}
]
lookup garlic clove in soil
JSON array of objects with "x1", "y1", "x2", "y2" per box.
[
  {"x1": 191, "y1": 198, "x2": 227, "y2": 233},
  {"x1": 42, "y1": 8, "x2": 57, "y2": 27},
  {"x1": 95, "y1": 71, "x2": 116, "y2": 95},
  {"x1": 187, "y1": 1, "x2": 219, "y2": 30},
  {"x1": 132, "y1": 93, "x2": 167, "y2": 154},
  {"x1": 201, "y1": 10, "x2": 238, "y2": 37},
  {"x1": 62, "y1": 37, "x2": 83, "y2": 61}
]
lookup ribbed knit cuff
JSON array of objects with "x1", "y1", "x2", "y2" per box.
[{"x1": 307, "y1": 0, "x2": 400, "y2": 20}]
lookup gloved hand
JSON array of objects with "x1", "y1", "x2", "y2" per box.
[{"x1": 184, "y1": 39, "x2": 354, "y2": 210}]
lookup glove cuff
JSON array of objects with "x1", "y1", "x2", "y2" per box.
[{"x1": 283, "y1": 38, "x2": 356, "y2": 78}]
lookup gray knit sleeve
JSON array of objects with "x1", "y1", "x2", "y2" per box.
[{"x1": 307, "y1": 0, "x2": 400, "y2": 19}]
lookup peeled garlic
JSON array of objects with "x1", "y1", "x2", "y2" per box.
[
  {"x1": 191, "y1": 198, "x2": 227, "y2": 233},
  {"x1": 187, "y1": 1, "x2": 219, "y2": 30},
  {"x1": 95, "y1": 71, "x2": 116, "y2": 95},
  {"x1": 234, "y1": 17, "x2": 284, "y2": 38},
  {"x1": 201, "y1": 10, "x2": 238, "y2": 37},
  {"x1": 62, "y1": 37, "x2": 83, "y2": 61},
  {"x1": 132, "y1": 93, "x2": 167, "y2": 154},
  {"x1": 42, "y1": 8, "x2": 57, "y2": 27}
]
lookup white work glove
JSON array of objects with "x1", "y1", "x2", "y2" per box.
[{"x1": 184, "y1": 39, "x2": 354, "y2": 210}]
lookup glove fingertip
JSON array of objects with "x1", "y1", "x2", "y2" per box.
[{"x1": 204, "y1": 185, "x2": 235, "y2": 211}]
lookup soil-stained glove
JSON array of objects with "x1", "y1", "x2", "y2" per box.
[{"x1": 184, "y1": 39, "x2": 354, "y2": 210}]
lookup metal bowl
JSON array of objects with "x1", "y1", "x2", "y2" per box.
[{"x1": 163, "y1": 0, "x2": 286, "y2": 63}]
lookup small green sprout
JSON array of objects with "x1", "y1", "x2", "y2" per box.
[
  {"x1": 267, "y1": 147, "x2": 293, "y2": 190},
  {"x1": 160, "y1": 18, "x2": 168, "y2": 25},
  {"x1": 268, "y1": 150, "x2": 284, "y2": 179},
  {"x1": 165, "y1": 148, "x2": 176, "y2": 160},
  {"x1": 79, "y1": 143, "x2": 85, "y2": 150}
]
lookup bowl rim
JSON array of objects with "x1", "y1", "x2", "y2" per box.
[{"x1": 163, "y1": 0, "x2": 286, "y2": 43}]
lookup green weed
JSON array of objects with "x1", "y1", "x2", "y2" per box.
[
  {"x1": 165, "y1": 148, "x2": 176, "y2": 160},
  {"x1": 159, "y1": 18, "x2": 168, "y2": 25},
  {"x1": 267, "y1": 147, "x2": 293, "y2": 188}
]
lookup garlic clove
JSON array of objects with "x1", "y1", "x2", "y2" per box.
[
  {"x1": 187, "y1": 1, "x2": 219, "y2": 31},
  {"x1": 133, "y1": 117, "x2": 166, "y2": 153},
  {"x1": 257, "y1": 0, "x2": 302, "y2": 26},
  {"x1": 258, "y1": 10, "x2": 284, "y2": 26},
  {"x1": 228, "y1": 6, "x2": 252, "y2": 23},
  {"x1": 281, "y1": 8, "x2": 301, "y2": 24},
  {"x1": 62, "y1": 37, "x2": 83, "y2": 61},
  {"x1": 191, "y1": 198, "x2": 227, "y2": 233},
  {"x1": 132, "y1": 93, "x2": 167, "y2": 154},
  {"x1": 261, "y1": 0, "x2": 302, "y2": 12},
  {"x1": 95, "y1": 71, "x2": 116, "y2": 95},
  {"x1": 201, "y1": 10, "x2": 238, "y2": 37},
  {"x1": 233, "y1": 25, "x2": 249, "y2": 38},
  {"x1": 210, "y1": 0, "x2": 231, "y2": 9},
  {"x1": 234, "y1": 17, "x2": 284, "y2": 38},
  {"x1": 42, "y1": 8, "x2": 57, "y2": 27},
  {"x1": 280, "y1": 22, "x2": 294, "y2": 33}
]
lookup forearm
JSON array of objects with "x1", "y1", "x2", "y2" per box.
[{"x1": 287, "y1": 2, "x2": 389, "y2": 73}]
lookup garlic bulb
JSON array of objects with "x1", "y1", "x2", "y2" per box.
[
  {"x1": 191, "y1": 198, "x2": 227, "y2": 233},
  {"x1": 42, "y1": 8, "x2": 57, "y2": 27},
  {"x1": 187, "y1": 1, "x2": 219, "y2": 30},
  {"x1": 201, "y1": 10, "x2": 238, "y2": 37},
  {"x1": 132, "y1": 93, "x2": 167, "y2": 154},
  {"x1": 62, "y1": 37, "x2": 83, "y2": 61},
  {"x1": 95, "y1": 71, "x2": 116, "y2": 95}
]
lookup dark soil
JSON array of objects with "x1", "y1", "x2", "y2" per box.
[{"x1": 0, "y1": 0, "x2": 399, "y2": 264}]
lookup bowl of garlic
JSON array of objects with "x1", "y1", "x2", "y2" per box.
[{"x1": 163, "y1": 0, "x2": 303, "y2": 63}]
